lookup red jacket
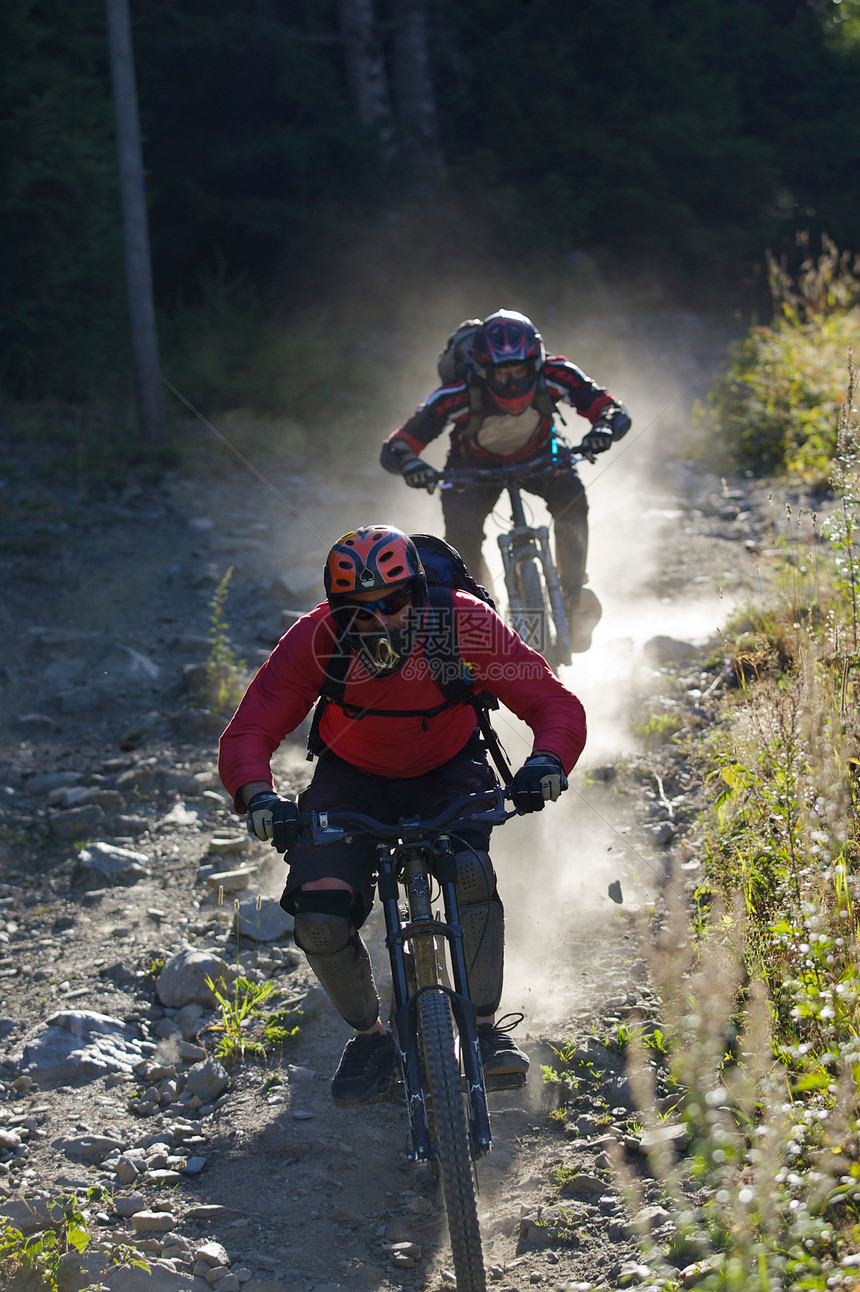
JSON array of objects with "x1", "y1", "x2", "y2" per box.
[
  {"x1": 219, "y1": 590, "x2": 587, "y2": 811},
  {"x1": 383, "y1": 356, "x2": 616, "y2": 467}
]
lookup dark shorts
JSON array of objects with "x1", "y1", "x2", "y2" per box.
[{"x1": 280, "y1": 734, "x2": 497, "y2": 928}]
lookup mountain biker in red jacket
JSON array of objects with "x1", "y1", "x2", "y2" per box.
[
  {"x1": 219, "y1": 526, "x2": 587, "y2": 1108},
  {"x1": 380, "y1": 309, "x2": 631, "y2": 652}
]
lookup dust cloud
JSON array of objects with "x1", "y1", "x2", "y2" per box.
[
  {"x1": 355, "y1": 298, "x2": 725, "y2": 1042},
  {"x1": 258, "y1": 245, "x2": 734, "y2": 1043}
]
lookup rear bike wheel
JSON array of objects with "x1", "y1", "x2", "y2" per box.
[{"x1": 418, "y1": 990, "x2": 485, "y2": 1292}]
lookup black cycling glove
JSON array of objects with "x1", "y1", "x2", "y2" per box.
[
  {"x1": 402, "y1": 457, "x2": 439, "y2": 491},
  {"x1": 581, "y1": 426, "x2": 613, "y2": 457},
  {"x1": 246, "y1": 792, "x2": 299, "y2": 854},
  {"x1": 581, "y1": 405, "x2": 632, "y2": 459},
  {"x1": 511, "y1": 753, "x2": 568, "y2": 814}
]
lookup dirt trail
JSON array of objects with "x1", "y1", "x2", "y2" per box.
[{"x1": 0, "y1": 419, "x2": 782, "y2": 1291}]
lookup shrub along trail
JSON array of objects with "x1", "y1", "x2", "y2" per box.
[{"x1": 0, "y1": 438, "x2": 819, "y2": 1292}]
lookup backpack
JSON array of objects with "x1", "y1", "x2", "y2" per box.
[
  {"x1": 437, "y1": 319, "x2": 483, "y2": 386},
  {"x1": 306, "y1": 535, "x2": 513, "y2": 782}
]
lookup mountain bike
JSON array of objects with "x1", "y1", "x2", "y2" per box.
[
  {"x1": 297, "y1": 787, "x2": 518, "y2": 1292},
  {"x1": 436, "y1": 440, "x2": 592, "y2": 672}
]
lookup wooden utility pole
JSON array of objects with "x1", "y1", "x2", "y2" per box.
[{"x1": 106, "y1": 0, "x2": 164, "y2": 443}]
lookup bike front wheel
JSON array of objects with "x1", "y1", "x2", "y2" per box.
[
  {"x1": 516, "y1": 558, "x2": 547, "y2": 654},
  {"x1": 419, "y1": 990, "x2": 485, "y2": 1292},
  {"x1": 518, "y1": 557, "x2": 571, "y2": 671}
]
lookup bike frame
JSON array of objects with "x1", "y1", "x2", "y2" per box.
[{"x1": 299, "y1": 789, "x2": 515, "y2": 1162}]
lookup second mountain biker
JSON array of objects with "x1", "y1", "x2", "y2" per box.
[
  {"x1": 380, "y1": 309, "x2": 631, "y2": 653},
  {"x1": 218, "y1": 526, "x2": 586, "y2": 1109}
]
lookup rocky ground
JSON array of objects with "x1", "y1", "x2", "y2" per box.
[{"x1": 0, "y1": 429, "x2": 826, "y2": 1292}]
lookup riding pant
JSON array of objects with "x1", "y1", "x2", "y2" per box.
[
  {"x1": 441, "y1": 459, "x2": 588, "y2": 601},
  {"x1": 281, "y1": 739, "x2": 505, "y2": 1029}
]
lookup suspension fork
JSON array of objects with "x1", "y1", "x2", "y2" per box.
[
  {"x1": 379, "y1": 844, "x2": 432, "y2": 1160},
  {"x1": 380, "y1": 840, "x2": 492, "y2": 1159},
  {"x1": 434, "y1": 836, "x2": 492, "y2": 1155},
  {"x1": 498, "y1": 481, "x2": 568, "y2": 657},
  {"x1": 499, "y1": 484, "x2": 532, "y2": 612}
]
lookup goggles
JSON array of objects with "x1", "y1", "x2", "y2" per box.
[
  {"x1": 342, "y1": 586, "x2": 413, "y2": 622},
  {"x1": 489, "y1": 361, "x2": 535, "y2": 393}
]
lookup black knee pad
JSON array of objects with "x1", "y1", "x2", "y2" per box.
[
  {"x1": 454, "y1": 849, "x2": 498, "y2": 905},
  {"x1": 293, "y1": 889, "x2": 353, "y2": 956},
  {"x1": 292, "y1": 889, "x2": 379, "y2": 1032}
]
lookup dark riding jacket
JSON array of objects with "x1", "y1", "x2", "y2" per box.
[{"x1": 381, "y1": 356, "x2": 618, "y2": 469}]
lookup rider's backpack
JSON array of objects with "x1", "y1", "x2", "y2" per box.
[
  {"x1": 306, "y1": 535, "x2": 513, "y2": 781},
  {"x1": 414, "y1": 532, "x2": 494, "y2": 608},
  {"x1": 437, "y1": 319, "x2": 483, "y2": 386}
]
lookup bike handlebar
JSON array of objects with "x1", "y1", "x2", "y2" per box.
[
  {"x1": 435, "y1": 444, "x2": 593, "y2": 492},
  {"x1": 298, "y1": 786, "x2": 516, "y2": 848}
]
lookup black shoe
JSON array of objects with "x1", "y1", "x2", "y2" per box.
[
  {"x1": 478, "y1": 1015, "x2": 529, "y2": 1080},
  {"x1": 566, "y1": 586, "x2": 602, "y2": 654},
  {"x1": 331, "y1": 1031, "x2": 398, "y2": 1109}
]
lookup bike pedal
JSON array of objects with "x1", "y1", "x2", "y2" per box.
[
  {"x1": 460, "y1": 1072, "x2": 527, "y2": 1093},
  {"x1": 485, "y1": 1072, "x2": 527, "y2": 1092}
]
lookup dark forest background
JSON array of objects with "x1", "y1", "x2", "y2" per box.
[{"x1": 2, "y1": 0, "x2": 860, "y2": 424}]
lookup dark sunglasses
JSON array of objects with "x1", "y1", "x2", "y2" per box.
[{"x1": 344, "y1": 586, "x2": 413, "y2": 621}]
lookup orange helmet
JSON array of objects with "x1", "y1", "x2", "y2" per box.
[{"x1": 324, "y1": 526, "x2": 423, "y2": 599}]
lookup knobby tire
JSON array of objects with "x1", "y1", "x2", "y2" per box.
[
  {"x1": 517, "y1": 559, "x2": 547, "y2": 655},
  {"x1": 418, "y1": 990, "x2": 486, "y2": 1292}
]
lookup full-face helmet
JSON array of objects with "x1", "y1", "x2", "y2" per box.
[
  {"x1": 323, "y1": 526, "x2": 426, "y2": 675},
  {"x1": 473, "y1": 309, "x2": 545, "y2": 414}
]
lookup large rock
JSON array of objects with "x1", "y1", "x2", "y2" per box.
[
  {"x1": 7, "y1": 1010, "x2": 156, "y2": 1086},
  {"x1": 58, "y1": 1134, "x2": 126, "y2": 1163},
  {"x1": 56, "y1": 685, "x2": 111, "y2": 714},
  {"x1": 104, "y1": 1258, "x2": 204, "y2": 1290},
  {"x1": 130, "y1": 1210, "x2": 176, "y2": 1233},
  {"x1": 184, "y1": 1058, "x2": 230, "y2": 1103},
  {"x1": 98, "y1": 644, "x2": 160, "y2": 684},
  {"x1": 50, "y1": 804, "x2": 106, "y2": 839},
  {"x1": 49, "y1": 785, "x2": 126, "y2": 812},
  {"x1": 25, "y1": 771, "x2": 83, "y2": 793},
  {"x1": 0, "y1": 1196, "x2": 56, "y2": 1233},
  {"x1": 75, "y1": 841, "x2": 150, "y2": 886},
  {"x1": 234, "y1": 897, "x2": 294, "y2": 942},
  {"x1": 642, "y1": 635, "x2": 698, "y2": 665},
  {"x1": 156, "y1": 948, "x2": 234, "y2": 1008},
  {"x1": 206, "y1": 867, "x2": 254, "y2": 894}
]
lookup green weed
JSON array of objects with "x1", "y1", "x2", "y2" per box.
[
  {"x1": 0, "y1": 1188, "x2": 148, "y2": 1292},
  {"x1": 541, "y1": 1039, "x2": 583, "y2": 1095},
  {"x1": 205, "y1": 973, "x2": 276, "y2": 1065},
  {"x1": 262, "y1": 1014, "x2": 302, "y2": 1048},
  {"x1": 142, "y1": 955, "x2": 165, "y2": 982},
  {"x1": 695, "y1": 237, "x2": 860, "y2": 482},
  {"x1": 631, "y1": 709, "x2": 686, "y2": 748},
  {"x1": 201, "y1": 567, "x2": 247, "y2": 714},
  {"x1": 617, "y1": 374, "x2": 860, "y2": 1288}
]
